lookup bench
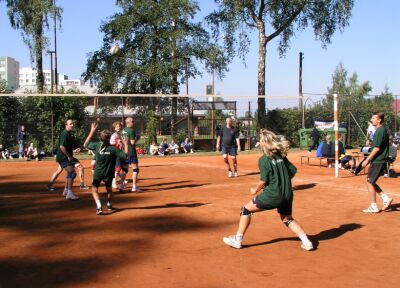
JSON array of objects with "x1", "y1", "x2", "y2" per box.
[{"x1": 300, "y1": 155, "x2": 335, "y2": 168}]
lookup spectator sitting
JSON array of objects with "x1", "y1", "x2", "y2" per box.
[
  {"x1": 360, "y1": 139, "x2": 372, "y2": 156},
  {"x1": 0, "y1": 144, "x2": 10, "y2": 159},
  {"x1": 181, "y1": 138, "x2": 194, "y2": 153},
  {"x1": 149, "y1": 141, "x2": 159, "y2": 156},
  {"x1": 169, "y1": 140, "x2": 180, "y2": 154},
  {"x1": 159, "y1": 138, "x2": 169, "y2": 156},
  {"x1": 26, "y1": 143, "x2": 39, "y2": 161},
  {"x1": 321, "y1": 134, "x2": 334, "y2": 168},
  {"x1": 388, "y1": 137, "x2": 398, "y2": 164}
]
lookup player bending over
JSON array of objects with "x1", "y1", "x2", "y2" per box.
[
  {"x1": 84, "y1": 122, "x2": 128, "y2": 215},
  {"x1": 223, "y1": 129, "x2": 314, "y2": 251}
]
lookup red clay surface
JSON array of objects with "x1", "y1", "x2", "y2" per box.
[{"x1": 1, "y1": 151, "x2": 399, "y2": 288}]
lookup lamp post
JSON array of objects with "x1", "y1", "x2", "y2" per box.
[
  {"x1": 47, "y1": 50, "x2": 55, "y2": 154},
  {"x1": 47, "y1": 51, "x2": 55, "y2": 93},
  {"x1": 53, "y1": 0, "x2": 58, "y2": 92}
]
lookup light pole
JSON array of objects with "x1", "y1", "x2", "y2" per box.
[
  {"x1": 53, "y1": 0, "x2": 58, "y2": 92},
  {"x1": 47, "y1": 51, "x2": 55, "y2": 93}
]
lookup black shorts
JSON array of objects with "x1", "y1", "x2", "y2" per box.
[
  {"x1": 367, "y1": 163, "x2": 385, "y2": 184},
  {"x1": 252, "y1": 195, "x2": 293, "y2": 216},
  {"x1": 92, "y1": 178, "x2": 112, "y2": 188}
]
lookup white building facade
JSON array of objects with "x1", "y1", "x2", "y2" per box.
[
  {"x1": 0, "y1": 56, "x2": 20, "y2": 91},
  {"x1": 19, "y1": 67, "x2": 68, "y2": 87}
]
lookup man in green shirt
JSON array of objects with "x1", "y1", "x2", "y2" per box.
[
  {"x1": 84, "y1": 122, "x2": 128, "y2": 215},
  {"x1": 121, "y1": 117, "x2": 140, "y2": 192},
  {"x1": 361, "y1": 112, "x2": 393, "y2": 213},
  {"x1": 55, "y1": 119, "x2": 80, "y2": 200}
]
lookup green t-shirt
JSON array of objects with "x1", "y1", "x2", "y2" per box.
[
  {"x1": 257, "y1": 154, "x2": 297, "y2": 206},
  {"x1": 87, "y1": 142, "x2": 127, "y2": 181},
  {"x1": 121, "y1": 127, "x2": 136, "y2": 154},
  {"x1": 371, "y1": 125, "x2": 389, "y2": 164},
  {"x1": 56, "y1": 130, "x2": 78, "y2": 163}
]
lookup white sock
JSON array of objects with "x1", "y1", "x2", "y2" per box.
[
  {"x1": 299, "y1": 234, "x2": 310, "y2": 243},
  {"x1": 235, "y1": 233, "x2": 243, "y2": 241},
  {"x1": 95, "y1": 200, "x2": 102, "y2": 209}
]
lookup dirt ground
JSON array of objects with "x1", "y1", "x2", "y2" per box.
[{"x1": 0, "y1": 151, "x2": 399, "y2": 288}]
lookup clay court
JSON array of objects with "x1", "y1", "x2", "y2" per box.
[{"x1": 0, "y1": 151, "x2": 399, "y2": 288}]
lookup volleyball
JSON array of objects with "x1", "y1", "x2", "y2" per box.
[{"x1": 109, "y1": 44, "x2": 121, "y2": 56}]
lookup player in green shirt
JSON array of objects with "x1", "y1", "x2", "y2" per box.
[
  {"x1": 84, "y1": 122, "x2": 129, "y2": 215},
  {"x1": 121, "y1": 117, "x2": 140, "y2": 192},
  {"x1": 223, "y1": 129, "x2": 313, "y2": 251},
  {"x1": 55, "y1": 119, "x2": 81, "y2": 200},
  {"x1": 361, "y1": 112, "x2": 393, "y2": 213}
]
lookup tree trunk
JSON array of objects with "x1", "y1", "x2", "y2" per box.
[
  {"x1": 35, "y1": 18, "x2": 44, "y2": 93},
  {"x1": 257, "y1": 29, "x2": 267, "y2": 130}
]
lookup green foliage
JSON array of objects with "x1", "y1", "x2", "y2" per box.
[
  {"x1": 0, "y1": 79, "x2": 7, "y2": 93},
  {"x1": 206, "y1": 0, "x2": 354, "y2": 129},
  {"x1": 0, "y1": 96, "x2": 22, "y2": 148},
  {"x1": 3, "y1": 0, "x2": 62, "y2": 93},
  {"x1": 143, "y1": 110, "x2": 158, "y2": 150}
]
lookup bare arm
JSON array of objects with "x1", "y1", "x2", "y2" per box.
[
  {"x1": 83, "y1": 122, "x2": 98, "y2": 148},
  {"x1": 60, "y1": 145, "x2": 73, "y2": 162},
  {"x1": 236, "y1": 138, "x2": 241, "y2": 152},
  {"x1": 362, "y1": 147, "x2": 380, "y2": 168},
  {"x1": 250, "y1": 180, "x2": 266, "y2": 195}
]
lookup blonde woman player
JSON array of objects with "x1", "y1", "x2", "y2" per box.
[{"x1": 223, "y1": 129, "x2": 314, "y2": 251}]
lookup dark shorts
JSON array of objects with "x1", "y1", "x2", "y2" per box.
[
  {"x1": 367, "y1": 162, "x2": 385, "y2": 184},
  {"x1": 59, "y1": 159, "x2": 78, "y2": 169},
  {"x1": 222, "y1": 146, "x2": 237, "y2": 156},
  {"x1": 252, "y1": 195, "x2": 293, "y2": 215},
  {"x1": 125, "y1": 149, "x2": 138, "y2": 165},
  {"x1": 92, "y1": 177, "x2": 112, "y2": 188}
]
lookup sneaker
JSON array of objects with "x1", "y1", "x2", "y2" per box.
[
  {"x1": 80, "y1": 184, "x2": 90, "y2": 190},
  {"x1": 112, "y1": 181, "x2": 118, "y2": 189},
  {"x1": 301, "y1": 240, "x2": 314, "y2": 251},
  {"x1": 66, "y1": 190, "x2": 79, "y2": 200},
  {"x1": 47, "y1": 184, "x2": 55, "y2": 191},
  {"x1": 96, "y1": 207, "x2": 103, "y2": 215},
  {"x1": 223, "y1": 235, "x2": 242, "y2": 249},
  {"x1": 234, "y1": 171, "x2": 238, "y2": 177},
  {"x1": 382, "y1": 198, "x2": 393, "y2": 211},
  {"x1": 62, "y1": 189, "x2": 68, "y2": 196},
  {"x1": 362, "y1": 205, "x2": 379, "y2": 213},
  {"x1": 107, "y1": 202, "x2": 115, "y2": 211},
  {"x1": 228, "y1": 171, "x2": 233, "y2": 178},
  {"x1": 131, "y1": 186, "x2": 141, "y2": 192}
]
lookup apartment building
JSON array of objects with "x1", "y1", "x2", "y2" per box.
[{"x1": 0, "y1": 56, "x2": 20, "y2": 91}]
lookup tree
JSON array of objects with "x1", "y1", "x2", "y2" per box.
[
  {"x1": 83, "y1": 0, "x2": 228, "y2": 135},
  {"x1": 4, "y1": 0, "x2": 62, "y2": 93},
  {"x1": 0, "y1": 79, "x2": 7, "y2": 93},
  {"x1": 207, "y1": 0, "x2": 354, "y2": 129}
]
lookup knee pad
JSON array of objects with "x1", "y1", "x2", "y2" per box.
[
  {"x1": 67, "y1": 171, "x2": 76, "y2": 179},
  {"x1": 133, "y1": 168, "x2": 139, "y2": 173},
  {"x1": 283, "y1": 219, "x2": 294, "y2": 227},
  {"x1": 240, "y1": 206, "x2": 251, "y2": 217}
]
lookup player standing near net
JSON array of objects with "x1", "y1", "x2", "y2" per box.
[
  {"x1": 121, "y1": 117, "x2": 140, "y2": 192},
  {"x1": 110, "y1": 121, "x2": 124, "y2": 190},
  {"x1": 216, "y1": 117, "x2": 241, "y2": 177},
  {"x1": 361, "y1": 112, "x2": 393, "y2": 213},
  {"x1": 84, "y1": 122, "x2": 129, "y2": 215},
  {"x1": 223, "y1": 129, "x2": 314, "y2": 251},
  {"x1": 55, "y1": 119, "x2": 80, "y2": 200}
]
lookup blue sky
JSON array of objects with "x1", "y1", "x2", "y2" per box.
[{"x1": 1, "y1": 0, "x2": 399, "y2": 101}]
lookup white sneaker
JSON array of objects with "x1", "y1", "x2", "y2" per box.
[
  {"x1": 362, "y1": 205, "x2": 379, "y2": 213},
  {"x1": 112, "y1": 181, "x2": 118, "y2": 189},
  {"x1": 62, "y1": 189, "x2": 68, "y2": 196},
  {"x1": 382, "y1": 198, "x2": 393, "y2": 211},
  {"x1": 66, "y1": 190, "x2": 79, "y2": 200},
  {"x1": 223, "y1": 235, "x2": 242, "y2": 249},
  {"x1": 301, "y1": 239, "x2": 314, "y2": 251},
  {"x1": 228, "y1": 171, "x2": 233, "y2": 178},
  {"x1": 131, "y1": 186, "x2": 141, "y2": 192},
  {"x1": 234, "y1": 171, "x2": 238, "y2": 177}
]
